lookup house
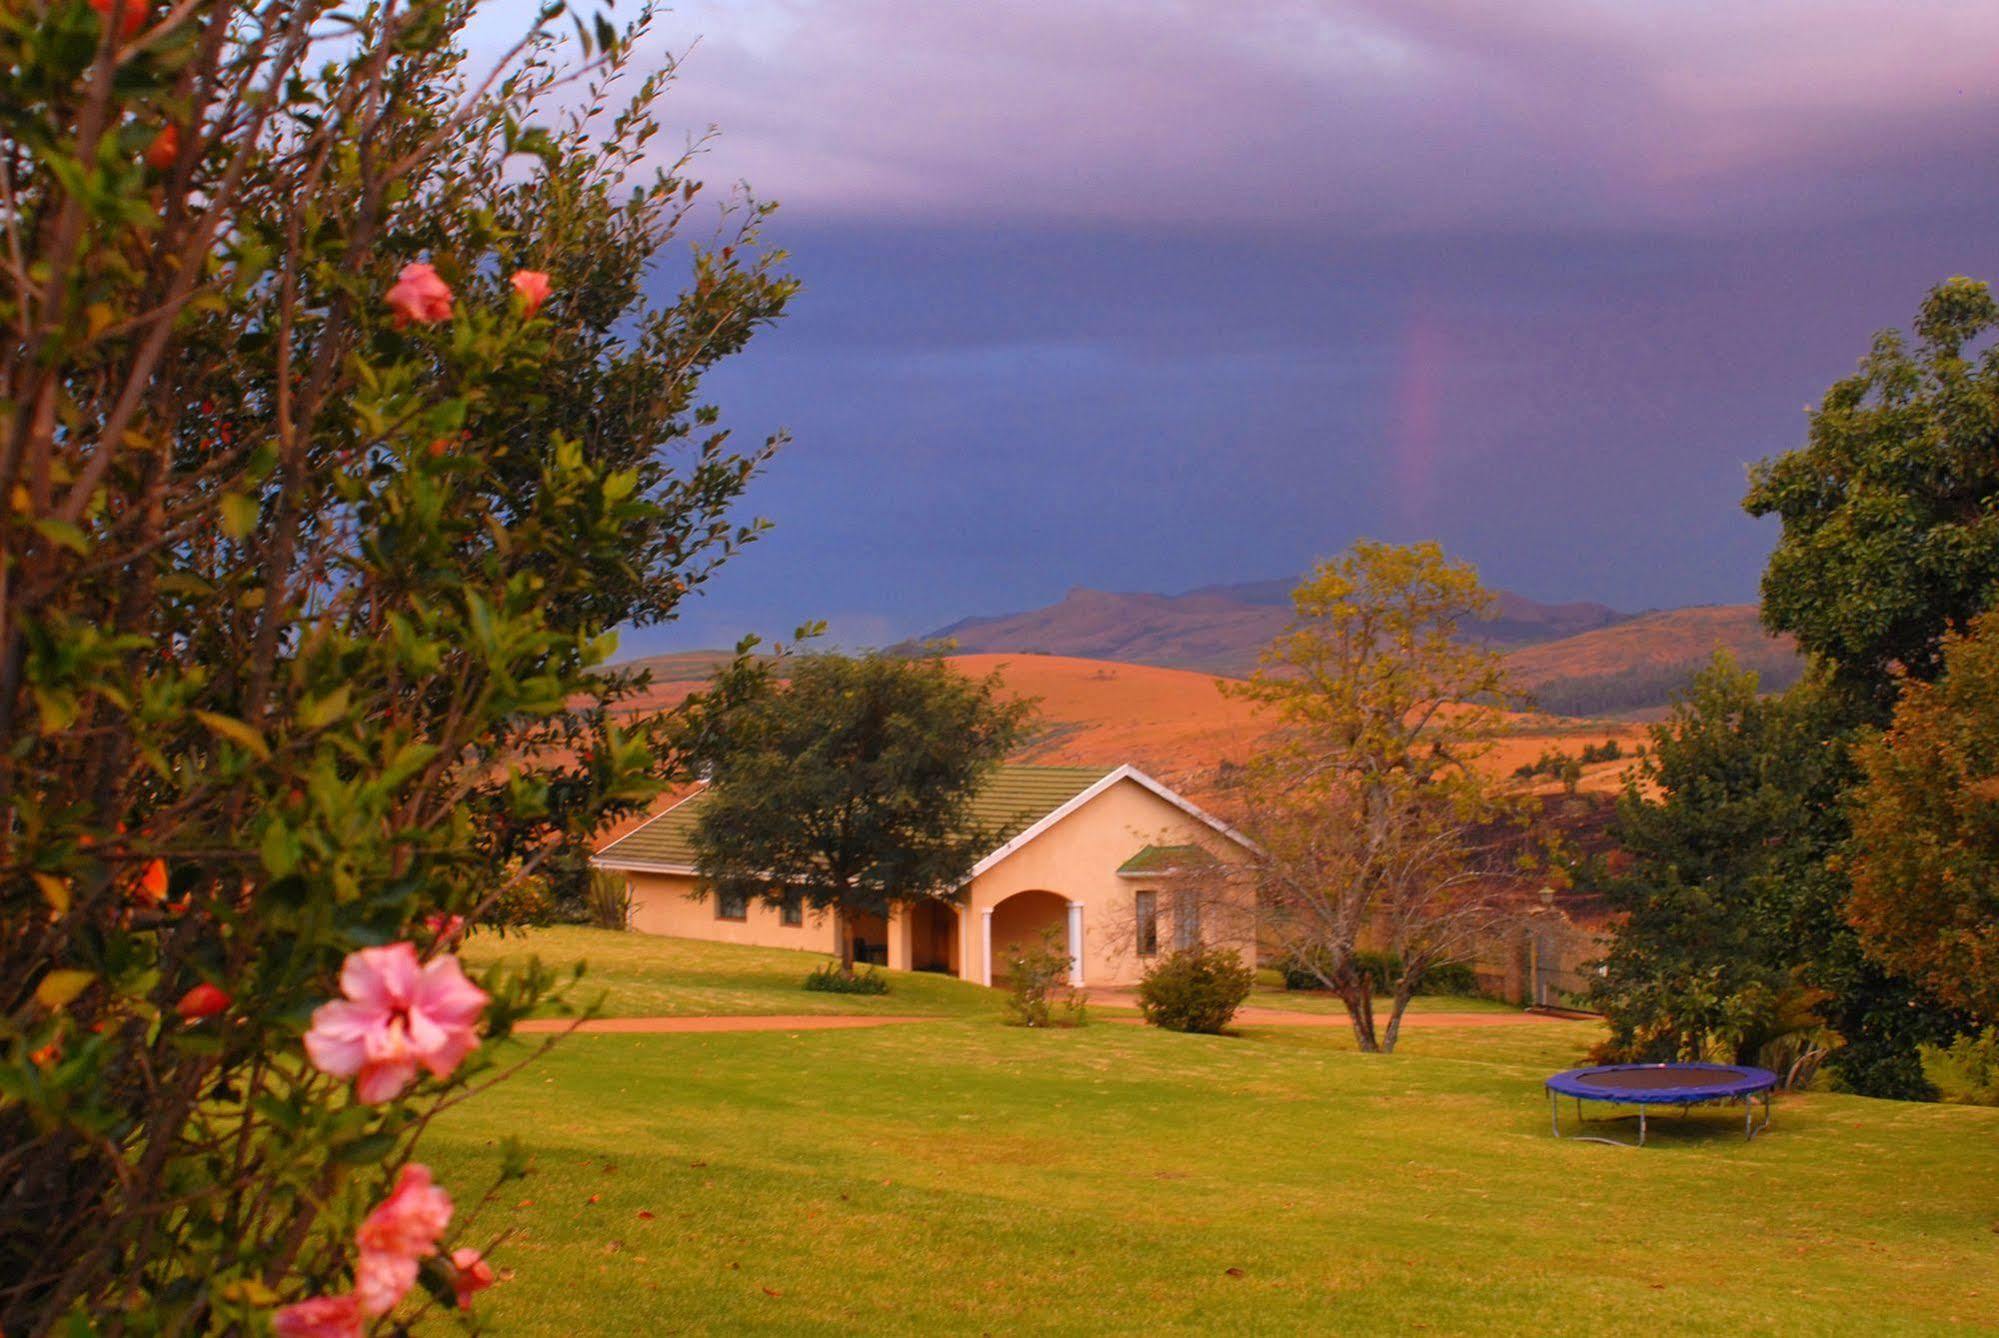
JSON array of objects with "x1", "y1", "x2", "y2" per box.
[{"x1": 590, "y1": 763, "x2": 1261, "y2": 987}]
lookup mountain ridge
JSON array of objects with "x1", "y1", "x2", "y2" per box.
[
  {"x1": 916, "y1": 581, "x2": 1795, "y2": 717},
  {"x1": 922, "y1": 581, "x2": 1631, "y2": 678}
]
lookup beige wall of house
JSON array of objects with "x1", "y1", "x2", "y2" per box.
[
  {"x1": 610, "y1": 773, "x2": 1257, "y2": 990},
  {"x1": 626, "y1": 870, "x2": 839, "y2": 953},
  {"x1": 962, "y1": 776, "x2": 1253, "y2": 987}
]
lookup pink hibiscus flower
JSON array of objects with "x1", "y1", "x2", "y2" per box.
[
  {"x1": 303, "y1": 943, "x2": 487, "y2": 1102},
  {"x1": 353, "y1": 1249, "x2": 418, "y2": 1317},
  {"x1": 356, "y1": 1163, "x2": 454, "y2": 1260},
  {"x1": 510, "y1": 269, "x2": 552, "y2": 318},
  {"x1": 385, "y1": 262, "x2": 453, "y2": 327},
  {"x1": 271, "y1": 1293, "x2": 363, "y2": 1338},
  {"x1": 450, "y1": 1248, "x2": 496, "y2": 1309}
]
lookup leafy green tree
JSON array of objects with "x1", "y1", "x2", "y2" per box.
[
  {"x1": 1725, "y1": 277, "x2": 1999, "y2": 1096},
  {"x1": 1230, "y1": 541, "x2": 1529, "y2": 1052},
  {"x1": 682, "y1": 652, "x2": 1037, "y2": 973},
  {"x1": 0, "y1": 0, "x2": 788, "y2": 1324},
  {"x1": 1848, "y1": 611, "x2": 1999, "y2": 1022},
  {"x1": 1746, "y1": 277, "x2": 1999, "y2": 717},
  {"x1": 1591, "y1": 656, "x2": 1959, "y2": 1094},
  {"x1": 1591, "y1": 657, "x2": 1830, "y2": 1060}
]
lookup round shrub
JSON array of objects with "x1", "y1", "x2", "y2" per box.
[{"x1": 1137, "y1": 947, "x2": 1254, "y2": 1034}]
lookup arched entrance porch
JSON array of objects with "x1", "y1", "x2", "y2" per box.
[{"x1": 978, "y1": 889, "x2": 1085, "y2": 989}]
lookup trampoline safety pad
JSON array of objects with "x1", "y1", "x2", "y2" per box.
[{"x1": 1544, "y1": 1063, "x2": 1778, "y2": 1148}]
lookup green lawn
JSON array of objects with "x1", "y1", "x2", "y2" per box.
[
  {"x1": 461, "y1": 927, "x2": 1516, "y2": 1021},
  {"x1": 460, "y1": 927, "x2": 998, "y2": 1019},
  {"x1": 424, "y1": 935, "x2": 1999, "y2": 1335}
]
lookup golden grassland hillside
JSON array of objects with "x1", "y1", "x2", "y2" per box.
[
  {"x1": 593, "y1": 651, "x2": 1647, "y2": 848},
  {"x1": 1506, "y1": 605, "x2": 1801, "y2": 716}
]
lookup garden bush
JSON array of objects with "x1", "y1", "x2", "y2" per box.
[
  {"x1": 1003, "y1": 927, "x2": 1087, "y2": 1027},
  {"x1": 585, "y1": 870, "x2": 633, "y2": 931},
  {"x1": 1137, "y1": 948, "x2": 1254, "y2": 1033},
  {"x1": 805, "y1": 965, "x2": 891, "y2": 995},
  {"x1": 0, "y1": 0, "x2": 790, "y2": 1324},
  {"x1": 1420, "y1": 962, "x2": 1482, "y2": 996},
  {"x1": 1921, "y1": 1028, "x2": 1999, "y2": 1106}
]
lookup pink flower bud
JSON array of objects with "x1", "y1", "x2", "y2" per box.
[{"x1": 510, "y1": 269, "x2": 552, "y2": 319}]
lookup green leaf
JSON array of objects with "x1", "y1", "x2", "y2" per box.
[
  {"x1": 32, "y1": 518, "x2": 90, "y2": 554},
  {"x1": 192, "y1": 710, "x2": 271, "y2": 759},
  {"x1": 32, "y1": 872, "x2": 71, "y2": 914},
  {"x1": 218, "y1": 492, "x2": 259, "y2": 540},
  {"x1": 259, "y1": 822, "x2": 296, "y2": 877},
  {"x1": 299, "y1": 685, "x2": 350, "y2": 730},
  {"x1": 35, "y1": 970, "x2": 95, "y2": 1010},
  {"x1": 332, "y1": 1129, "x2": 399, "y2": 1165}
]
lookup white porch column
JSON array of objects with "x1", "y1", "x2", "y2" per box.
[
  {"x1": 979, "y1": 907, "x2": 995, "y2": 986},
  {"x1": 886, "y1": 906, "x2": 912, "y2": 973},
  {"x1": 1066, "y1": 900, "x2": 1085, "y2": 988}
]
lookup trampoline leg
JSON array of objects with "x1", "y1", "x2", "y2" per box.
[
  {"x1": 1744, "y1": 1089, "x2": 1772, "y2": 1141},
  {"x1": 1638, "y1": 1107, "x2": 1647, "y2": 1148},
  {"x1": 1550, "y1": 1089, "x2": 1561, "y2": 1138}
]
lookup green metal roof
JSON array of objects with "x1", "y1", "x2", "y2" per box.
[
  {"x1": 1115, "y1": 843, "x2": 1217, "y2": 876},
  {"x1": 595, "y1": 763, "x2": 1117, "y2": 870}
]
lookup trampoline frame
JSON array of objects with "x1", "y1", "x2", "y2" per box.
[{"x1": 1544, "y1": 1063, "x2": 1777, "y2": 1148}]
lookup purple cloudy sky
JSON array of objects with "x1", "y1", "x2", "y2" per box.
[{"x1": 615, "y1": 0, "x2": 1999, "y2": 653}]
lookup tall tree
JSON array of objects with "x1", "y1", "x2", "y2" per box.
[
  {"x1": 1230, "y1": 541, "x2": 1528, "y2": 1052},
  {"x1": 681, "y1": 651, "x2": 1036, "y2": 973},
  {"x1": 1848, "y1": 610, "x2": 1999, "y2": 1023},
  {"x1": 1724, "y1": 276, "x2": 1999, "y2": 1096},
  {"x1": 1745, "y1": 276, "x2": 1999, "y2": 717}
]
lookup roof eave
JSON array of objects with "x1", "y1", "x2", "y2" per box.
[{"x1": 590, "y1": 857, "x2": 701, "y2": 876}]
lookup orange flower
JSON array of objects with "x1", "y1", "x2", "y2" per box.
[
  {"x1": 509, "y1": 269, "x2": 552, "y2": 319},
  {"x1": 132, "y1": 858, "x2": 168, "y2": 904},
  {"x1": 145, "y1": 124, "x2": 180, "y2": 172},
  {"x1": 88, "y1": 0, "x2": 147, "y2": 39},
  {"x1": 30, "y1": 1042, "x2": 60, "y2": 1068},
  {"x1": 176, "y1": 982, "x2": 230, "y2": 1022}
]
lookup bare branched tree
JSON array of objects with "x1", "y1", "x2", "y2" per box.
[{"x1": 1226, "y1": 541, "x2": 1536, "y2": 1052}]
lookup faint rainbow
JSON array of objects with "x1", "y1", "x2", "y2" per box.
[{"x1": 1388, "y1": 295, "x2": 1446, "y2": 526}]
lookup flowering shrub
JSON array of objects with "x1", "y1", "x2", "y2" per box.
[{"x1": 0, "y1": 0, "x2": 793, "y2": 1326}]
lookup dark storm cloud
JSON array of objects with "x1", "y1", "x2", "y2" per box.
[
  {"x1": 601, "y1": 1, "x2": 1999, "y2": 653},
  {"x1": 664, "y1": 0, "x2": 1999, "y2": 231}
]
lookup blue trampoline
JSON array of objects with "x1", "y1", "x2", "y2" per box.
[{"x1": 1545, "y1": 1062, "x2": 1777, "y2": 1147}]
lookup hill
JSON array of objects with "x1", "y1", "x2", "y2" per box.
[
  {"x1": 925, "y1": 581, "x2": 1626, "y2": 677},
  {"x1": 955, "y1": 653, "x2": 1266, "y2": 798},
  {"x1": 1506, "y1": 605, "x2": 1801, "y2": 717},
  {"x1": 921, "y1": 579, "x2": 1796, "y2": 715},
  {"x1": 960, "y1": 652, "x2": 1644, "y2": 804},
  {"x1": 592, "y1": 650, "x2": 1649, "y2": 847}
]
